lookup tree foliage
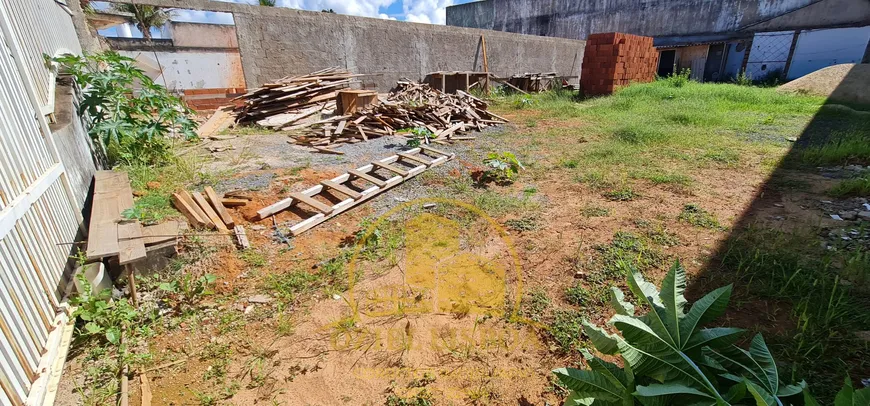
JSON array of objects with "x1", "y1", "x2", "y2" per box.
[
  {"x1": 53, "y1": 51, "x2": 197, "y2": 166},
  {"x1": 111, "y1": 4, "x2": 171, "y2": 40}
]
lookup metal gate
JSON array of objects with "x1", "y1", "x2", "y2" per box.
[{"x1": 0, "y1": 0, "x2": 86, "y2": 404}]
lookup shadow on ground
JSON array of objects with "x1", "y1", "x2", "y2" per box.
[{"x1": 689, "y1": 66, "x2": 870, "y2": 401}]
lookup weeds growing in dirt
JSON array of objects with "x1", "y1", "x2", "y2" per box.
[
  {"x1": 564, "y1": 283, "x2": 590, "y2": 307},
  {"x1": 550, "y1": 309, "x2": 585, "y2": 353},
  {"x1": 829, "y1": 175, "x2": 870, "y2": 197},
  {"x1": 603, "y1": 185, "x2": 638, "y2": 201},
  {"x1": 678, "y1": 203, "x2": 723, "y2": 229},
  {"x1": 504, "y1": 216, "x2": 540, "y2": 232},
  {"x1": 581, "y1": 205, "x2": 610, "y2": 217},
  {"x1": 482, "y1": 151, "x2": 524, "y2": 184}
]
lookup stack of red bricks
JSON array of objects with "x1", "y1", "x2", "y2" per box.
[{"x1": 581, "y1": 32, "x2": 659, "y2": 96}]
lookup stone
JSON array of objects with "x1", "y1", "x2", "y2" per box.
[
  {"x1": 839, "y1": 211, "x2": 858, "y2": 221},
  {"x1": 248, "y1": 294, "x2": 273, "y2": 304},
  {"x1": 773, "y1": 203, "x2": 784, "y2": 208},
  {"x1": 859, "y1": 211, "x2": 870, "y2": 220},
  {"x1": 251, "y1": 225, "x2": 267, "y2": 231},
  {"x1": 830, "y1": 214, "x2": 843, "y2": 221},
  {"x1": 423, "y1": 203, "x2": 437, "y2": 209}
]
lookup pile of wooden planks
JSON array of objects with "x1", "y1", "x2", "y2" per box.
[
  {"x1": 171, "y1": 187, "x2": 247, "y2": 232},
  {"x1": 233, "y1": 67, "x2": 362, "y2": 128},
  {"x1": 287, "y1": 81, "x2": 508, "y2": 148},
  {"x1": 504, "y1": 73, "x2": 573, "y2": 93},
  {"x1": 86, "y1": 171, "x2": 147, "y2": 265}
]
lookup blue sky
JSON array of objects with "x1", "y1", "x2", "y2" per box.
[{"x1": 96, "y1": 0, "x2": 477, "y2": 37}]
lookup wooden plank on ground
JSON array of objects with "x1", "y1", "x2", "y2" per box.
[
  {"x1": 371, "y1": 161, "x2": 409, "y2": 177},
  {"x1": 288, "y1": 192, "x2": 334, "y2": 214},
  {"x1": 397, "y1": 152, "x2": 432, "y2": 166},
  {"x1": 221, "y1": 198, "x2": 249, "y2": 207},
  {"x1": 204, "y1": 186, "x2": 236, "y2": 228},
  {"x1": 321, "y1": 180, "x2": 362, "y2": 199},
  {"x1": 348, "y1": 168, "x2": 387, "y2": 187},
  {"x1": 420, "y1": 145, "x2": 451, "y2": 157},
  {"x1": 142, "y1": 221, "x2": 180, "y2": 245},
  {"x1": 171, "y1": 192, "x2": 208, "y2": 229},
  {"x1": 312, "y1": 146, "x2": 344, "y2": 155},
  {"x1": 192, "y1": 192, "x2": 229, "y2": 232},
  {"x1": 118, "y1": 222, "x2": 146, "y2": 265},
  {"x1": 86, "y1": 195, "x2": 120, "y2": 260}
]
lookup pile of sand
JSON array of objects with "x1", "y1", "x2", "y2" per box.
[{"x1": 779, "y1": 63, "x2": 870, "y2": 106}]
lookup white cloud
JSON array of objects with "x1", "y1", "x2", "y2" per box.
[
  {"x1": 274, "y1": 0, "x2": 397, "y2": 18},
  {"x1": 403, "y1": 0, "x2": 454, "y2": 25},
  {"x1": 171, "y1": 10, "x2": 235, "y2": 25},
  {"x1": 378, "y1": 13, "x2": 398, "y2": 20}
]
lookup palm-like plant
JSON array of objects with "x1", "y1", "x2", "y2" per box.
[
  {"x1": 259, "y1": 0, "x2": 277, "y2": 6},
  {"x1": 554, "y1": 261, "x2": 813, "y2": 405},
  {"x1": 111, "y1": 4, "x2": 171, "y2": 41}
]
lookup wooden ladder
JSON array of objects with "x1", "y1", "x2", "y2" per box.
[{"x1": 256, "y1": 146, "x2": 455, "y2": 236}]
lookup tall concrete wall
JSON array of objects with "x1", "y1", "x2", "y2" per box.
[
  {"x1": 447, "y1": 0, "x2": 870, "y2": 40},
  {"x1": 103, "y1": 0, "x2": 585, "y2": 90}
]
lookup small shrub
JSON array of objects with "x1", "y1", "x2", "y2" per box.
[
  {"x1": 406, "y1": 126, "x2": 431, "y2": 148},
  {"x1": 733, "y1": 71, "x2": 753, "y2": 86},
  {"x1": 53, "y1": 51, "x2": 197, "y2": 166},
  {"x1": 520, "y1": 289, "x2": 551, "y2": 322},
  {"x1": 158, "y1": 273, "x2": 217, "y2": 313},
  {"x1": 678, "y1": 203, "x2": 723, "y2": 229},
  {"x1": 482, "y1": 152, "x2": 524, "y2": 184},
  {"x1": 662, "y1": 68, "x2": 691, "y2": 88}
]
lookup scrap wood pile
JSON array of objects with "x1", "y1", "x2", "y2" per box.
[
  {"x1": 233, "y1": 67, "x2": 362, "y2": 128},
  {"x1": 171, "y1": 188, "x2": 252, "y2": 248},
  {"x1": 288, "y1": 81, "x2": 509, "y2": 148}
]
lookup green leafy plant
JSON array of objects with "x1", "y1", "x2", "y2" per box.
[
  {"x1": 158, "y1": 273, "x2": 217, "y2": 313},
  {"x1": 53, "y1": 51, "x2": 197, "y2": 166},
  {"x1": 70, "y1": 273, "x2": 140, "y2": 345},
  {"x1": 679, "y1": 204, "x2": 723, "y2": 230},
  {"x1": 733, "y1": 71, "x2": 753, "y2": 87},
  {"x1": 406, "y1": 126, "x2": 432, "y2": 148},
  {"x1": 553, "y1": 261, "x2": 813, "y2": 405},
  {"x1": 662, "y1": 69, "x2": 692, "y2": 88},
  {"x1": 482, "y1": 152, "x2": 524, "y2": 184}
]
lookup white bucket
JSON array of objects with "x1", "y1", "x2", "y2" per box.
[{"x1": 73, "y1": 262, "x2": 112, "y2": 295}]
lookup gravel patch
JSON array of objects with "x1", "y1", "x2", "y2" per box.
[{"x1": 215, "y1": 172, "x2": 275, "y2": 192}]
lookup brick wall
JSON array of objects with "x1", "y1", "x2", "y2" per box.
[{"x1": 581, "y1": 32, "x2": 659, "y2": 95}]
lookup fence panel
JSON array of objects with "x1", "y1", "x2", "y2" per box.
[{"x1": 0, "y1": 0, "x2": 85, "y2": 404}]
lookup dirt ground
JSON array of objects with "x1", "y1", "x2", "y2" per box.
[{"x1": 58, "y1": 86, "x2": 870, "y2": 405}]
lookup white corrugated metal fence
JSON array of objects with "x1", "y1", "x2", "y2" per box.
[{"x1": 0, "y1": 0, "x2": 85, "y2": 404}]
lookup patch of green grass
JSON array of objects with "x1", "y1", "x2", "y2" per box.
[
  {"x1": 603, "y1": 185, "x2": 638, "y2": 201},
  {"x1": 630, "y1": 169, "x2": 693, "y2": 191},
  {"x1": 564, "y1": 283, "x2": 590, "y2": 307},
  {"x1": 576, "y1": 171, "x2": 613, "y2": 190},
  {"x1": 560, "y1": 158, "x2": 579, "y2": 168},
  {"x1": 238, "y1": 249, "x2": 267, "y2": 268},
  {"x1": 595, "y1": 231, "x2": 666, "y2": 279},
  {"x1": 678, "y1": 204, "x2": 723, "y2": 230},
  {"x1": 829, "y1": 175, "x2": 870, "y2": 198},
  {"x1": 701, "y1": 149, "x2": 741, "y2": 166},
  {"x1": 504, "y1": 216, "x2": 540, "y2": 232},
  {"x1": 581, "y1": 206, "x2": 609, "y2": 218},
  {"x1": 472, "y1": 191, "x2": 538, "y2": 217},
  {"x1": 795, "y1": 129, "x2": 870, "y2": 166},
  {"x1": 520, "y1": 289, "x2": 550, "y2": 322},
  {"x1": 718, "y1": 227, "x2": 870, "y2": 401},
  {"x1": 550, "y1": 309, "x2": 585, "y2": 353},
  {"x1": 265, "y1": 270, "x2": 320, "y2": 304},
  {"x1": 644, "y1": 226, "x2": 681, "y2": 247}
]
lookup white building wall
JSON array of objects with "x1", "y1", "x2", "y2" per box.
[{"x1": 787, "y1": 26, "x2": 870, "y2": 80}]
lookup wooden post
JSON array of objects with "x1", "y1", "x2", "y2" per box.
[
  {"x1": 126, "y1": 264, "x2": 138, "y2": 307},
  {"x1": 481, "y1": 35, "x2": 490, "y2": 93}
]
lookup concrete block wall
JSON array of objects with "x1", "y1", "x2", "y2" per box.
[
  {"x1": 581, "y1": 33, "x2": 658, "y2": 95},
  {"x1": 105, "y1": 1, "x2": 586, "y2": 91},
  {"x1": 232, "y1": 9, "x2": 585, "y2": 91}
]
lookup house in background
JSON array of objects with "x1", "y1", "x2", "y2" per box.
[{"x1": 447, "y1": 0, "x2": 870, "y2": 82}]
